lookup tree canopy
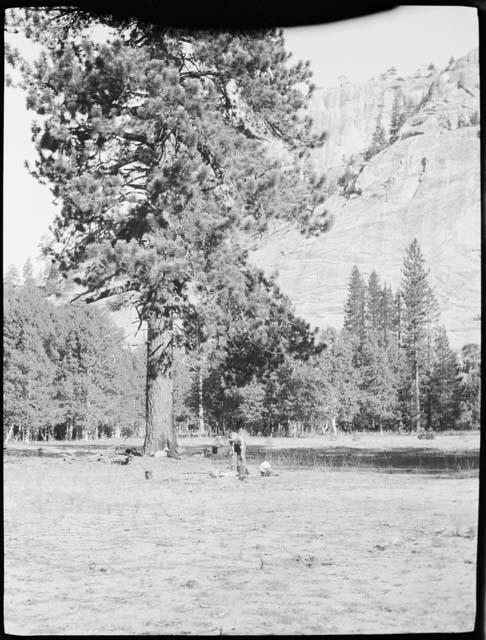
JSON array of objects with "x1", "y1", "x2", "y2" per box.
[{"x1": 8, "y1": 8, "x2": 330, "y2": 452}]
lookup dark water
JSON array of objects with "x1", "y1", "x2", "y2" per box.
[{"x1": 246, "y1": 445, "x2": 479, "y2": 475}]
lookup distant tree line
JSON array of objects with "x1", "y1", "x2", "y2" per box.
[
  {"x1": 174, "y1": 239, "x2": 480, "y2": 436},
  {"x1": 3, "y1": 241, "x2": 480, "y2": 441},
  {"x1": 3, "y1": 260, "x2": 145, "y2": 443},
  {"x1": 337, "y1": 239, "x2": 480, "y2": 433}
]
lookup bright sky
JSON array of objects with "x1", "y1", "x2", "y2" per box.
[
  {"x1": 3, "y1": 5, "x2": 479, "y2": 274},
  {"x1": 285, "y1": 5, "x2": 478, "y2": 87}
]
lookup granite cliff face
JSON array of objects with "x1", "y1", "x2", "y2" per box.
[{"x1": 252, "y1": 50, "x2": 480, "y2": 350}]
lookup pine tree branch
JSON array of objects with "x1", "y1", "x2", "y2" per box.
[
  {"x1": 196, "y1": 141, "x2": 224, "y2": 182},
  {"x1": 71, "y1": 282, "x2": 132, "y2": 304}
]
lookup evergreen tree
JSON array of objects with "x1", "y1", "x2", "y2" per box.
[
  {"x1": 359, "y1": 274, "x2": 400, "y2": 430},
  {"x1": 344, "y1": 266, "x2": 367, "y2": 341},
  {"x1": 386, "y1": 336, "x2": 410, "y2": 432},
  {"x1": 358, "y1": 332, "x2": 399, "y2": 432},
  {"x1": 172, "y1": 349, "x2": 199, "y2": 432},
  {"x1": 380, "y1": 283, "x2": 395, "y2": 348},
  {"x1": 428, "y1": 327, "x2": 461, "y2": 431},
  {"x1": 364, "y1": 111, "x2": 387, "y2": 161},
  {"x1": 43, "y1": 261, "x2": 65, "y2": 298},
  {"x1": 392, "y1": 289, "x2": 404, "y2": 347},
  {"x1": 4, "y1": 264, "x2": 21, "y2": 289},
  {"x1": 258, "y1": 355, "x2": 325, "y2": 435},
  {"x1": 191, "y1": 272, "x2": 324, "y2": 435},
  {"x1": 389, "y1": 89, "x2": 406, "y2": 141},
  {"x1": 318, "y1": 328, "x2": 362, "y2": 430},
  {"x1": 458, "y1": 343, "x2": 480, "y2": 429},
  {"x1": 237, "y1": 377, "x2": 266, "y2": 432},
  {"x1": 421, "y1": 287, "x2": 441, "y2": 430},
  {"x1": 400, "y1": 239, "x2": 438, "y2": 431},
  {"x1": 3, "y1": 275, "x2": 59, "y2": 441},
  {"x1": 366, "y1": 270, "x2": 382, "y2": 334},
  {"x1": 109, "y1": 343, "x2": 146, "y2": 438},
  {"x1": 22, "y1": 258, "x2": 35, "y2": 286},
  {"x1": 11, "y1": 9, "x2": 328, "y2": 454},
  {"x1": 51, "y1": 304, "x2": 131, "y2": 439},
  {"x1": 4, "y1": 271, "x2": 146, "y2": 442}
]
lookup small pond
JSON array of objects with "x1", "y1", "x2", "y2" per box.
[{"x1": 246, "y1": 445, "x2": 479, "y2": 474}]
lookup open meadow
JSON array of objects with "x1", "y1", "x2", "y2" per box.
[
  {"x1": 3, "y1": 434, "x2": 480, "y2": 635},
  {"x1": 4, "y1": 8, "x2": 482, "y2": 637}
]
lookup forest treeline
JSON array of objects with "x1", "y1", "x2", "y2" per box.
[
  {"x1": 3, "y1": 260, "x2": 145, "y2": 442},
  {"x1": 186, "y1": 239, "x2": 480, "y2": 436},
  {"x1": 3, "y1": 240, "x2": 480, "y2": 441}
]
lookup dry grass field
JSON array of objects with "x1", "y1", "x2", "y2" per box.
[{"x1": 3, "y1": 437, "x2": 479, "y2": 635}]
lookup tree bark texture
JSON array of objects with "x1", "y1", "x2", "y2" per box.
[{"x1": 143, "y1": 315, "x2": 178, "y2": 456}]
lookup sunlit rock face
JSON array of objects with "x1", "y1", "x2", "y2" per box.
[{"x1": 252, "y1": 50, "x2": 480, "y2": 350}]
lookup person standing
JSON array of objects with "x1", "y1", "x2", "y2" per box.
[{"x1": 229, "y1": 431, "x2": 248, "y2": 480}]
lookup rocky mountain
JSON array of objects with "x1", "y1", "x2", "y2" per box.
[{"x1": 252, "y1": 49, "x2": 480, "y2": 350}]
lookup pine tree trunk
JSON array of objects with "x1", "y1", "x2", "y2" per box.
[
  {"x1": 198, "y1": 369, "x2": 205, "y2": 435},
  {"x1": 143, "y1": 315, "x2": 177, "y2": 456}
]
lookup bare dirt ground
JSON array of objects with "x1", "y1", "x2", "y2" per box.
[{"x1": 4, "y1": 447, "x2": 479, "y2": 635}]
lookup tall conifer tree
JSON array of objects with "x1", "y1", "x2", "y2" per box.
[
  {"x1": 344, "y1": 265, "x2": 367, "y2": 341},
  {"x1": 10, "y1": 9, "x2": 329, "y2": 453},
  {"x1": 366, "y1": 270, "x2": 382, "y2": 335},
  {"x1": 380, "y1": 283, "x2": 394, "y2": 347},
  {"x1": 429, "y1": 327, "x2": 461, "y2": 430},
  {"x1": 400, "y1": 239, "x2": 438, "y2": 431}
]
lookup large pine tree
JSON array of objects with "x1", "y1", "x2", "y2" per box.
[
  {"x1": 10, "y1": 9, "x2": 329, "y2": 454},
  {"x1": 343, "y1": 265, "x2": 367, "y2": 341},
  {"x1": 379, "y1": 282, "x2": 395, "y2": 348},
  {"x1": 428, "y1": 326, "x2": 461, "y2": 431},
  {"x1": 366, "y1": 270, "x2": 382, "y2": 335},
  {"x1": 400, "y1": 239, "x2": 438, "y2": 431}
]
